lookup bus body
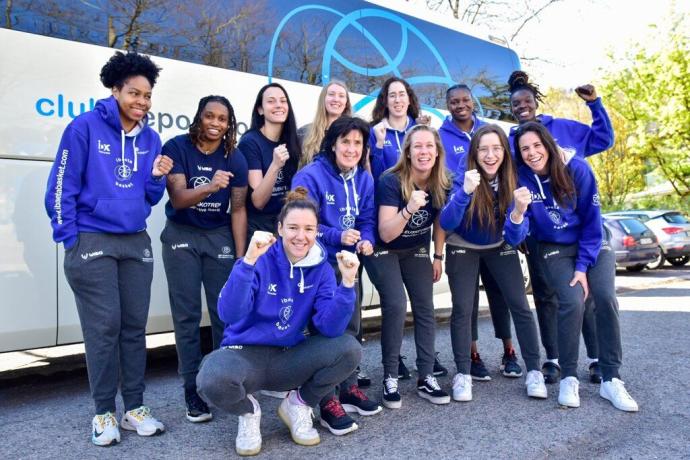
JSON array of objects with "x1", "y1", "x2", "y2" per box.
[{"x1": 0, "y1": 0, "x2": 520, "y2": 352}]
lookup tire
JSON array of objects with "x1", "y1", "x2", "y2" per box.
[
  {"x1": 646, "y1": 249, "x2": 665, "y2": 270},
  {"x1": 625, "y1": 265, "x2": 646, "y2": 272},
  {"x1": 668, "y1": 255, "x2": 690, "y2": 267}
]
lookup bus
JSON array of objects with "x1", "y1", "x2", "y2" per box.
[{"x1": 0, "y1": 0, "x2": 521, "y2": 352}]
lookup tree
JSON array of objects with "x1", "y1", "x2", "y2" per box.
[{"x1": 600, "y1": 13, "x2": 690, "y2": 200}]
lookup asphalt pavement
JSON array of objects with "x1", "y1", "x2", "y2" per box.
[{"x1": 1, "y1": 267, "x2": 689, "y2": 459}]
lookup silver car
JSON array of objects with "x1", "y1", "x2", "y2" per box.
[{"x1": 604, "y1": 210, "x2": 690, "y2": 268}]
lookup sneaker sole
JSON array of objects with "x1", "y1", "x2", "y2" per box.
[
  {"x1": 186, "y1": 412, "x2": 213, "y2": 423},
  {"x1": 92, "y1": 436, "x2": 120, "y2": 447},
  {"x1": 527, "y1": 389, "x2": 548, "y2": 399},
  {"x1": 417, "y1": 391, "x2": 451, "y2": 405},
  {"x1": 277, "y1": 406, "x2": 321, "y2": 445},
  {"x1": 600, "y1": 391, "x2": 639, "y2": 412},
  {"x1": 382, "y1": 398, "x2": 402, "y2": 409},
  {"x1": 501, "y1": 370, "x2": 523, "y2": 378},
  {"x1": 471, "y1": 374, "x2": 492, "y2": 381},
  {"x1": 236, "y1": 445, "x2": 262, "y2": 456},
  {"x1": 557, "y1": 398, "x2": 580, "y2": 408},
  {"x1": 452, "y1": 394, "x2": 472, "y2": 402},
  {"x1": 120, "y1": 418, "x2": 164, "y2": 436},
  {"x1": 317, "y1": 418, "x2": 358, "y2": 436},
  {"x1": 341, "y1": 403, "x2": 382, "y2": 416}
]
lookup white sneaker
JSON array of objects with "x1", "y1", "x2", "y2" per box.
[
  {"x1": 260, "y1": 390, "x2": 289, "y2": 399},
  {"x1": 121, "y1": 406, "x2": 165, "y2": 436},
  {"x1": 451, "y1": 373, "x2": 472, "y2": 402},
  {"x1": 526, "y1": 370, "x2": 548, "y2": 399},
  {"x1": 91, "y1": 412, "x2": 120, "y2": 446},
  {"x1": 277, "y1": 391, "x2": 320, "y2": 446},
  {"x1": 236, "y1": 394, "x2": 262, "y2": 456},
  {"x1": 558, "y1": 377, "x2": 580, "y2": 408},
  {"x1": 600, "y1": 378, "x2": 639, "y2": 412}
]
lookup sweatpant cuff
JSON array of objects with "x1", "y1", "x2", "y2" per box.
[
  {"x1": 122, "y1": 395, "x2": 144, "y2": 412},
  {"x1": 600, "y1": 366, "x2": 621, "y2": 382},
  {"x1": 95, "y1": 400, "x2": 117, "y2": 414}
]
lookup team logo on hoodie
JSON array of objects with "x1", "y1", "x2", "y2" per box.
[
  {"x1": 325, "y1": 192, "x2": 335, "y2": 204},
  {"x1": 592, "y1": 193, "x2": 600, "y2": 206},
  {"x1": 339, "y1": 214, "x2": 356, "y2": 230},
  {"x1": 453, "y1": 145, "x2": 465, "y2": 154},
  {"x1": 277, "y1": 298, "x2": 294, "y2": 331},
  {"x1": 115, "y1": 163, "x2": 132, "y2": 181}
]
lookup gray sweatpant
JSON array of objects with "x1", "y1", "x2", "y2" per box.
[
  {"x1": 197, "y1": 335, "x2": 361, "y2": 415},
  {"x1": 64, "y1": 231, "x2": 153, "y2": 414},
  {"x1": 446, "y1": 244, "x2": 541, "y2": 374},
  {"x1": 539, "y1": 240, "x2": 622, "y2": 380},
  {"x1": 364, "y1": 245, "x2": 437, "y2": 378},
  {"x1": 161, "y1": 220, "x2": 235, "y2": 391}
]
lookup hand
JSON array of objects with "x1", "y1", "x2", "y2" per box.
[
  {"x1": 575, "y1": 84, "x2": 597, "y2": 102},
  {"x1": 432, "y1": 259, "x2": 442, "y2": 282},
  {"x1": 271, "y1": 144, "x2": 290, "y2": 168},
  {"x1": 513, "y1": 186, "x2": 532, "y2": 215},
  {"x1": 569, "y1": 270, "x2": 589, "y2": 300},
  {"x1": 244, "y1": 231, "x2": 276, "y2": 265},
  {"x1": 463, "y1": 169, "x2": 481, "y2": 194},
  {"x1": 416, "y1": 114, "x2": 431, "y2": 126},
  {"x1": 373, "y1": 121, "x2": 387, "y2": 147},
  {"x1": 336, "y1": 250, "x2": 360, "y2": 287},
  {"x1": 356, "y1": 240, "x2": 373, "y2": 256},
  {"x1": 341, "y1": 229, "x2": 361, "y2": 246},
  {"x1": 406, "y1": 190, "x2": 429, "y2": 214},
  {"x1": 208, "y1": 170, "x2": 233, "y2": 193},
  {"x1": 152, "y1": 154, "x2": 173, "y2": 177}
]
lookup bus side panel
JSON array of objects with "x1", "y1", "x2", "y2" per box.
[{"x1": 0, "y1": 159, "x2": 57, "y2": 352}]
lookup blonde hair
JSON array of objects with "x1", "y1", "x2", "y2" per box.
[
  {"x1": 389, "y1": 125, "x2": 450, "y2": 209},
  {"x1": 300, "y1": 80, "x2": 352, "y2": 168}
]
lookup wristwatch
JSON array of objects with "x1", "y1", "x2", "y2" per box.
[{"x1": 433, "y1": 253, "x2": 444, "y2": 261}]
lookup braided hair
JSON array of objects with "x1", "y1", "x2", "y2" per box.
[{"x1": 188, "y1": 95, "x2": 237, "y2": 158}]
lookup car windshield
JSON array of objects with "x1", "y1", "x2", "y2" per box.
[
  {"x1": 619, "y1": 219, "x2": 648, "y2": 234},
  {"x1": 663, "y1": 213, "x2": 689, "y2": 224}
]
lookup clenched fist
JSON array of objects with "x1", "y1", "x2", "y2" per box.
[
  {"x1": 341, "y1": 228, "x2": 361, "y2": 246},
  {"x1": 373, "y1": 121, "x2": 387, "y2": 148},
  {"x1": 513, "y1": 186, "x2": 532, "y2": 215},
  {"x1": 244, "y1": 231, "x2": 276, "y2": 265},
  {"x1": 208, "y1": 170, "x2": 233, "y2": 193},
  {"x1": 463, "y1": 169, "x2": 481, "y2": 195},
  {"x1": 336, "y1": 250, "x2": 360, "y2": 287},
  {"x1": 152, "y1": 154, "x2": 173, "y2": 177},
  {"x1": 407, "y1": 190, "x2": 429, "y2": 214},
  {"x1": 272, "y1": 144, "x2": 290, "y2": 168}
]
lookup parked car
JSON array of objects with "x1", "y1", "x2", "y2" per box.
[
  {"x1": 604, "y1": 210, "x2": 690, "y2": 269},
  {"x1": 602, "y1": 216, "x2": 660, "y2": 272}
]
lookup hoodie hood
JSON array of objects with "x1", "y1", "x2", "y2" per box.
[
  {"x1": 95, "y1": 96, "x2": 147, "y2": 173},
  {"x1": 276, "y1": 238, "x2": 327, "y2": 294}
]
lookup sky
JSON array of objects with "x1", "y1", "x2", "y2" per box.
[{"x1": 405, "y1": 0, "x2": 689, "y2": 89}]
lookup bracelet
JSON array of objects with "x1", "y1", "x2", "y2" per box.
[
  {"x1": 401, "y1": 207, "x2": 411, "y2": 219},
  {"x1": 433, "y1": 253, "x2": 444, "y2": 261}
]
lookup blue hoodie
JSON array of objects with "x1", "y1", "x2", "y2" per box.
[
  {"x1": 368, "y1": 116, "x2": 416, "y2": 182},
  {"x1": 439, "y1": 160, "x2": 527, "y2": 248},
  {"x1": 292, "y1": 155, "x2": 376, "y2": 263},
  {"x1": 508, "y1": 98, "x2": 614, "y2": 159},
  {"x1": 218, "y1": 240, "x2": 355, "y2": 347},
  {"x1": 516, "y1": 156, "x2": 602, "y2": 273},
  {"x1": 438, "y1": 114, "x2": 486, "y2": 174},
  {"x1": 45, "y1": 96, "x2": 165, "y2": 248}
]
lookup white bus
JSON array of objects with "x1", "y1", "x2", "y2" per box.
[{"x1": 0, "y1": 0, "x2": 521, "y2": 352}]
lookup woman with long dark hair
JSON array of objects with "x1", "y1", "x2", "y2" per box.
[
  {"x1": 240, "y1": 83, "x2": 302, "y2": 235},
  {"x1": 44, "y1": 51, "x2": 171, "y2": 446},
  {"x1": 439, "y1": 124, "x2": 546, "y2": 403},
  {"x1": 513, "y1": 122, "x2": 638, "y2": 411},
  {"x1": 160, "y1": 95, "x2": 248, "y2": 423}
]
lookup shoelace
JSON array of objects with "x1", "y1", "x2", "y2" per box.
[
  {"x1": 96, "y1": 412, "x2": 116, "y2": 428},
  {"x1": 347, "y1": 385, "x2": 369, "y2": 401},
  {"x1": 611, "y1": 380, "x2": 634, "y2": 401},
  {"x1": 424, "y1": 375, "x2": 442, "y2": 391},
  {"x1": 384, "y1": 377, "x2": 398, "y2": 394},
  {"x1": 526, "y1": 371, "x2": 543, "y2": 385},
  {"x1": 454, "y1": 374, "x2": 468, "y2": 389},
  {"x1": 323, "y1": 398, "x2": 347, "y2": 418},
  {"x1": 129, "y1": 406, "x2": 151, "y2": 421}
]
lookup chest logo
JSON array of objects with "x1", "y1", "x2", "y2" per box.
[
  {"x1": 410, "y1": 210, "x2": 430, "y2": 228},
  {"x1": 339, "y1": 214, "x2": 356, "y2": 230},
  {"x1": 115, "y1": 164, "x2": 132, "y2": 181},
  {"x1": 98, "y1": 140, "x2": 111, "y2": 155},
  {"x1": 325, "y1": 192, "x2": 335, "y2": 204},
  {"x1": 190, "y1": 176, "x2": 211, "y2": 188},
  {"x1": 267, "y1": 283, "x2": 277, "y2": 295}
]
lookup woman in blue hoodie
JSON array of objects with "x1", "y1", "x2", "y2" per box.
[
  {"x1": 292, "y1": 116, "x2": 381, "y2": 435},
  {"x1": 513, "y1": 122, "x2": 638, "y2": 412},
  {"x1": 365, "y1": 124, "x2": 451, "y2": 409},
  {"x1": 439, "y1": 124, "x2": 546, "y2": 403},
  {"x1": 240, "y1": 83, "x2": 302, "y2": 236},
  {"x1": 160, "y1": 95, "x2": 248, "y2": 423},
  {"x1": 196, "y1": 188, "x2": 362, "y2": 456},
  {"x1": 508, "y1": 70, "x2": 610, "y2": 385},
  {"x1": 369, "y1": 77, "x2": 428, "y2": 183},
  {"x1": 439, "y1": 84, "x2": 523, "y2": 382},
  {"x1": 44, "y1": 51, "x2": 171, "y2": 446}
]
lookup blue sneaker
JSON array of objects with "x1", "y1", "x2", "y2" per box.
[{"x1": 500, "y1": 349, "x2": 523, "y2": 378}]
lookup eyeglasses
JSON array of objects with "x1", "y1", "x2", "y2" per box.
[{"x1": 477, "y1": 146, "x2": 504, "y2": 155}]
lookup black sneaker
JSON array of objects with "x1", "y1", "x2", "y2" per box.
[
  {"x1": 398, "y1": 355, "x2": 411, "y2": 380},
  {"x1": 319, "y1": 397, "x2": 358, "y2": 436},
  {"x1": 382, "y1": 376, "x2": 402, "y2": 409},
  {"x1": 589, "y1": 361, "x2": 602, "y2": 384},
  {"x1": 500, "y1": 349, "x2": 523, "y2": 378},
  {"x1": 470, "y1": 352, "x2": 491, "y2": 381},
  {"x1": 541, "y1": 361, "x2": 561, "y2": 384},
  {"x1": 433, "y1": 352, "x2": 448, "y2": 377},
  {"x1": 356, "y1": 366, "x2": 371, "y2": 388},
  {"x1": 340, "y1": 385, "x2": 382, "y2": 416},
  {"x1": 417, "y1": 375, "x2": 451, "y2": 405},
  {"x1": 185, "y1": 389, "x2": 213, "y2": 423}
]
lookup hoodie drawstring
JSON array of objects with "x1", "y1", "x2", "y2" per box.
[
  {"x1": 121, "y1": 129, "x2": 139, "y2": 172},
  {"x1": 288, "y1": 261, "x2": 305, "y2": 294},
  {"x1": 133, "y1": 135, "x2": 138, "y2": 172},
  {"x1": 121, "y1": 130, "x2": 126, "y2": 173},
  {"x1": 534, "y1": 173, "x2": 547, "y2": 200},
  {"x1": 340, "y1": 171, "x2": 359, "y2": 218}
]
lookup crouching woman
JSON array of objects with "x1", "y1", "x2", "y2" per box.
[{"x1": 196, "y1": 187, "x2": 362, "y2": 456}]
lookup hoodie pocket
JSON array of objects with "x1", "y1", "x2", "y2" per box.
[{"x1": 90, "y1": 198, "x2": 148, "y2": 231}]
